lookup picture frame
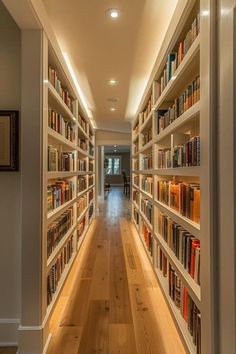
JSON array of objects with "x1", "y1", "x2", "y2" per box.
[{"x1": 0, "y1": 110, "x2": 19, "y2": 171}]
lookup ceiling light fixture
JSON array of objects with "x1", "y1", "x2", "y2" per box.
[
  {"x1": 114, "y1": 145, "x2": 117, "y2": 147},
  {"x1": 110, "y1": 107, "x2": 116, "y2": 111},
  {"x1": 107, "y1": 9, "x2": 121, "y2": 19},
  {"x1": 108, "y1": 79, "x2": 119, "y2": 86}
]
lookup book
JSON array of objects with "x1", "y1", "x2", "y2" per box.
[
  {"x1": 141, "y1": 176, "x2": 153, "y2": 195},
  {"x1": 48, "y1": 108, "x2": 75, "y2": 142},
  {"x1": 141, "y1": 198, "x2": 153, "y2": 224},
  {"x1": 48, "y1": 67, "x2": 73, "y2": 111},
  {"x1": 47, "y1": 179, "x2": 74, "y2": 213}
]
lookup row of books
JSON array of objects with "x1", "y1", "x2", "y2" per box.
[
  {"x1": 133, "y1": 208, "x2": 139, "y2": 226},
  {"x1": 78, "y1": 177, "x2": 87, "y2": 193},
  {"x1": 141, "y1": 198, "x2": 153, "y2": 224},
  {"x1": 157, "y1": 180, "x2": 200, "y2": 223},
  {"x1": 89, "y1": 161, "x2": 94, "y2": 172},
  {"x1": 48, "y1": 146, "x2": 75, "y2": 172},
  {"x1": 78, "y1": 159, "x2": 87, "y2": 172},
  {"x1": 141, "y1": 176, "x2": 153, "y2": 195},
  {"x1": 89, "y1": 175, "x2": 94, "y2": 187},
  {"x1": 48, "y1": 108, "x2": 75, "y2": 143},
  {"x1": 158, "y1": 211, "x2": 200, "y2": 284},
  {"x1": 173, "y1": 136, "x2": 200, "y2": 167},
  {"x1": 133, "y1": 190, "x2": 139, "y2": 205},
  {"x1": 142, "y1": 127, "x2": 152, "y2": 146},
  {"x1": 134, "y1": 175, "x2": 139, "y2": 187},
  {"x1": 77, "y1": 195, "x2": 87, "y2": 216},
  {"x1": 89, "y1": 188, "x2": 94, "y2": 203},
  {"x1": 89, "y1": 203, "x2": 94, "y2": 219},
  {"x1": 157, "y1": 148, "x2": 172, "y2": 169},
  {"x1": 89, "y1": 143, "x2": 94, "y2": 157},
  {"x1": 156, "y1": 247, "x2": 201, "y2": 352},
  {"x1": 142, "y1": 153, "x2": 153, "y2": 170},
  {"x1": 133, "y1": 159, "x2": 139, "y2": 170},
  {"x1": 142, "y1": 222, "x2": 153, "y2": 257},
  {"x1": 78, "y1": 115, "x2": 88, "y2": 134},
  {"x1": 78, "y1": 139, "x2": 88, "y2": 152},
  {"x1": 47, "y1": 207, "x2": 74, "y2": 258},
  {"x1": 157, "y1": 13, "x2": 200, "y2": 96},
  {"x1": 139, "y1": 94, "x2": 153, "y2": 124},
  {"x1": 77, "y1": 216, "x2": 86, "y2": 243},
  {"x1": 157, "y1": 76, "x2": 200, "y2": 134},
  {"x1": 47, "y1": 235, "x2": 74, "y2": 305},
  {"x1": 47, "y1": 179, "x2": 74, "y2": 213},
  {"x1": 48, "y1": 67, "x2": 73, "y2": 112}
]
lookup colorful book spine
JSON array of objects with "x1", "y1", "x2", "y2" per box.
[
  {"x1": 77, "y1": 195, "x2": 87, "y2": 216},
  {"x1": 142, "y1": 127, "x2": 152, "y2": 146},
  {"x1": 48, "y1": 146, "x2": 75, "y2": 172},
  {"x1": 156, "y1": 246, "x2": 201, "y2": 352},
  {"x1": 141, "y1": 176, "x2": 153, "y2": 195},
  {"x1": 158, "y1": 212, "x2": 200, "y2": 284},
  {"x1": 47, "y1": 235, "x2": 74, "y2": 305},
  {"x1": 173, "y1": 136, "x2": 200, "y2": 167},
  {"x1": 48, "y1": 108, "x2": 75, "y2": 142},
  {"x1": 157, "y1": 180, "x2": 200, "y2": 223},
  {"x1": 78, "y1": 177, "x2": 87, "y2": 193},
  {"x1": 142, "y1": 153, "x2": 153, "y2": 170},
  {"x1": 48, "y1": 67, "x2": 73, "y2": 111},
  {"x1": 141, "y1": 198, "x2": 153, "y2": 224},
  {"x1": 78, "y1": 159, "x2": 87, "y2": 172},
  {"x1": 47, "y1": 207, "x2": 74, "y2": 258},
  {"x1": 47, "y1": 179, "x2": 74, "y2": 213},
  {"x1": 142, "y1": 222, "x2": 153, "y2": 256},
  {"x1": 77, "y1": 216, "x2": 86, "y2": 242}
]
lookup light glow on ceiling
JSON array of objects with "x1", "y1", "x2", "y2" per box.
[
  {"x1": 110, "y1": 107, "x2": 116, "y2": 111},
  {"x1": 108, "y1": 79, "x2": 119, "y2": 86},
  {"x1": 107, "y1": 9, "x2": 121, "y2": 19},
  {"x1": 63, "y1": 51, "x2": 96, "y2": 128}
]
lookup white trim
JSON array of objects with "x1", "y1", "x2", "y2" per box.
[{"x1": 0, "y1": 318, "x2": 19, "y2": 346}]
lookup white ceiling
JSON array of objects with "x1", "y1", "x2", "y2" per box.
[{"x1": 42, "y1": 0, "x2": 178, "y2": 132}]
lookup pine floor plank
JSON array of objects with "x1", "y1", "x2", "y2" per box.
[
  {"x1": 60, "y1": 279, "x2": 91, "y2": 326},
  {"x1": 77, "y1": 300, "x2": 110, "y2": 354},
  {"x1": 109, "y1": 324, "x2": 137, "y2": 354},
  {"x1": 46, "y1": 327, "x2": 83, "y2": 354}
]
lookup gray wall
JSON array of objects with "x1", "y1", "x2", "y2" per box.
[
  {"x1": 0, "y1": 0, "x2": 21, "y2": 341},
  {"x1": 105, "y1": 152, "x2": 130, "y2": 185}
]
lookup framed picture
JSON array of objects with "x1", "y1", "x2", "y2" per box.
[{"x1": 0, "y1": 111, "x2": 19, "y2": 171}]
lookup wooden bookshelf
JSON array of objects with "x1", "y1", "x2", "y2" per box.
[
  {"x1": 41, "y1": 36, "x2": 96, "y2": 354},
  {"x1": 131, "y1": 1, "x2": 204, "y2": 353}
]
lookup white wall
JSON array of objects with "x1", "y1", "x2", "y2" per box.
[
  {"x1": 0, "y1": 0, "x2": 21, "y2": 344},
  {"x1": 95, "y1": 129, "x2": 131, "y2": 197}
]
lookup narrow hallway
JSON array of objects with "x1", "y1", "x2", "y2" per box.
[{"x1": 47, "y1": 187, "x2": 186, "y2": 354}]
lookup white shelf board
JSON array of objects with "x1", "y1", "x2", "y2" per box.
[
  {"x1": 154, "y1": 232, "x2": 201, "y2": 307},
  {"x1": 139, "y1": 188, "x2": 153, "y2": 201},
  {"x1": 77, "y1": 147, "x2": 89, "y2": 157},
  {"x1": 48, "y1": 82, "x2": 76, "y2": 123},
  {"x1": 77, "y1": 188, "x2": 88, "y2": 198},
  {"x1": 154, "y1": 101, "x2": 200, "y2": 144},
  {"x1": 154, "y1": 267, "x2": 197, "y2": 354},
  {"x1": 77, "y1": 124, "x2": 89, "y2": 140},
  {"x1": 153, "y1": 35, "x2": 200, "y2": 110},
  {"x1": 77, "y1": 205, "x2": 89, "y2": 224},
  {"x1": 140, "y1": 110, "x2": 153, "y2": 133},
  {"x1": 140, "y1": 139, "x2": 153, "y2": 153},
  {"x1": 47, "y1": 171, "x2": 77, "y2": 180},
  {"x1": 48, "y1": 127, "x2": 76, "y2": 150},
  {"x1": 153, "y1": 166, "x2": 200, "y2": 177},
  {"x1": 132, "y1": 201, "x2": 140, "y2": 210},
  {"x1": 154, "y1": 200, "x2": 200, "y2": 239},
  {"x1": 47, "y1": 197, "x2": 77, "y2": 223},
  {"x1": 140, "y1": 210, "x2": 153, "y2": 231},
  {"x1": 47, "y1": 224, "x2": 76, "y2": 268}
]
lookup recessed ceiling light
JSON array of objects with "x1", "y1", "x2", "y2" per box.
[
  {"x1": 114, "y1": 149, "x2": 117, "y2": 152},
  {"x1": 107, "y1": 9, "x2": 121, "y2": 19},
  {"x1": 114, "y1": 145, "x2": 117, "y2": 147},
  {"x1": 110, "y1": 107, "x2": 116, "y2": 111},
  {"x1": 108, "y1": 79, "x2": 119, "y2": 86},
  {"x1": 107, "y1": 97, "x2": 120, "y2": 103}
]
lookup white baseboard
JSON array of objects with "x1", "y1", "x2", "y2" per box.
[{"x1": 0, "y1": 318, "x2": 19, "y2": 346}]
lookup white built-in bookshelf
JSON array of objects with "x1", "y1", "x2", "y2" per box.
[
  {"x1": 43, "y1": 40, "x2": 96, "y2": 328},
  {"x1": 131, "y1": 1, "x2": 209, "y2": 353}
]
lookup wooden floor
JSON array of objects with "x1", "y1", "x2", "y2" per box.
[{"x1": 47, "y1": 187, "x2": 186, "y2": 354}]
